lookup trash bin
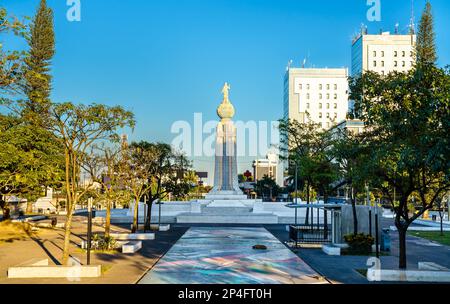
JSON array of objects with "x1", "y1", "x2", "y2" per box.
[
  {"x1": 432, "y1": 215, "x2": 437, "y2": 221},
  {"x1": 381, "y1": 229, "x2": 391, "y2": 252}
]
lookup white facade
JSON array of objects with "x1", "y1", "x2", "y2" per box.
[
  {"x1": 284, "y1": 68, "x2": 349, "y2": 130},
  {"x1": 350, "y1": 31, "x2": 416, "y2": 113},
  {"x1": 352, "y1": 32, "x2": 416, "y2": 76},
  {"x1": 253, "y1": 151, "x2": 283, "y2": 186}
]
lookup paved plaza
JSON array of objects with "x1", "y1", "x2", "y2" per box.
[{"x1": 139, "y1": 227, "x2": 327, "y2": 284}]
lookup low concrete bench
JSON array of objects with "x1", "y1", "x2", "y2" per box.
[
  {"x1": 110, "y1": 233, "x2": 155, "y2": 241},
  {"x1": 418, "y1": 262, "x2": 450, "y2": 271},
  {"x1": 122, "y1": 241, "x2": 142, "y2": 254},
  {"x1": 7, "y1": 259, "x2": 101, "y2": 279},
  {"x1": 159, "y1": 224, "x2": 171, "y2": 232},
  {"x1": 367, "y1": 269, "x2": 450, "y2": 282},
  {"x1": 322, "y1": 245, "x2": 342, "y2": 256}
]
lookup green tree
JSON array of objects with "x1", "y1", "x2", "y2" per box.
[
  {"x1": 416, "y1": 1, "x2": 437, "y2": 65},
  {"x1": 23, "y1": 0, "x2": 55, "y2": 121},
  {"x1": 49, "y1": 102, "x2": 134, "y2": 265},
  {"x1": 123, "y1": 142, "x2": 192, "y2": 231},
  {"x1": 255, "y1": 175, "x2": 280, "y2": 200},
  {"x1": 0, "y1": 7, "x2": 27, "y2": 107},
  {"x1": 280, "y1": 117, "x2": 341, "y2": 228},
  {"x1": 349, "y1": 66, "x2": 450, "y2": 269}
]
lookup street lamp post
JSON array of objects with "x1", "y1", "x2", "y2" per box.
[
  {"x1": 87, "y1": 197, "x2": 93, "y2": 266},
  {"x1": 375, "y1": 200, "x2": 380, "y2": 258},
  {"x1": 294, "y1": 163, "x2": 298, "y2": 227}
]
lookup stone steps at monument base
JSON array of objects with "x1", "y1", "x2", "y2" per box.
[
  {"x1": 176, "y1": 213, "x2": 279, "y2": 224},
  {"x1": 201, "y1": 207, "x2": 253, "y2": 214}
]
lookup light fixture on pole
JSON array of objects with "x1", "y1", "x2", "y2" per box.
[{"x1": 87, "y1": 197, "x2": 93, "y2": 266}]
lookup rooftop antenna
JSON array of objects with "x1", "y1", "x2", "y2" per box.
[
  {"x1": 360, "y1": 23, "x2": 368, "y2": 35},
  {"x1": 395, "y1": 22, "x2": 399, "y2": 34},
  {"x1": 302, "y1": 58, "x2": 306, "y2": 68},
  {"x1": 286, "y1": 59, "x2": 293, "y2": 71},
  {"x1": 409, "y1": 0, "x2": 415, "y2": 34}
]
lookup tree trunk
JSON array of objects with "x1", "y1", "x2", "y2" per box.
[
  {"x1": 132, "y1": 198, "x2": 139, "y2": 233},
  {"x1": 62, "y1": 210, "x2": 74, "y2": 265},
  {"x1": 305, "y1": 183, "x2": 310, "y2": 225},
  {"x1": 26, "y1": 201, "x2": 33, "y2": 214},
  {"x1": 351, "y1": 189, "x2": 358, "y2": 235},
  {"x1": 398, "y1": 227, "x2": 408, "y2": 269},
  {"x1": 105, "y1": 200, "x2": 111, "y2": 238},
  {"x1": 145, "y1": 202, "x2": 153, "y2": 230}
]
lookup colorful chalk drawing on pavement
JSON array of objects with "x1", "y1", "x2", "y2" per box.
[{"x1": 139, "y1": 227, "x2": 327, "y2": 284}]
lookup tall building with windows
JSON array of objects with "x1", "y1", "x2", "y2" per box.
[
  {"x1": 351, "y1": 31, "x2": 416, "y2": 76},
  {"x1": 284, "y1": 68, "x2": 349, "y2": 130},
  {"x1": 349, "y1": 31, "x2": 416, "y2": 115}
]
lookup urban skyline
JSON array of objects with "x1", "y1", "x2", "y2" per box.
[{"x1": 4, "y1": 0, "x2": 450, "y2": 182}]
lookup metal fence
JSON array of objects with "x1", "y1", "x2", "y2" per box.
[{"x1": 289, "y1": 225, "x2": 332, "y2": 245}]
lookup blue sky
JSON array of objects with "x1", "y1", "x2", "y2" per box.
[{"x1": 3, "y1": 0, "x2": 450, "y2": 179}]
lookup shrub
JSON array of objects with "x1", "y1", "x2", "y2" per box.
[
  {"x1": 344, "y1": 234, "x2": 374, "y2": 255},
  {"x1": 91, "y1": 234, "x2": 118, "y2": 251}
]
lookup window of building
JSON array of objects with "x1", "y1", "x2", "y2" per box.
[
  {"x1": 299, "y1": 84, "x2": 302, "y2": 90},
  {"x1": 319, "y1": 93, "x2": 323, "y2": 99},
  {"x1": 327, "y1": 122, "x2": 330, "y2": 128},
  {"x1": 381, "y1": 51, "x2": 385, "y2": 57},
  {"x1": 402, "y1": 61, "x2": 406, "y2": 67},
  {"x1": 334, "y1": 103, "x2": 337, "y2": 109},
  {"x1": 307, "y1": 93, "x2": 310, "y2": 99},
  {"x1": 327, "y1": 84, "x2": 330, "y2": 90},
  {"x1": 394, "y1": 61, "x2": 398, "y2": 67},
  {"x1": 373, "y1": 51, "x2": 377, "y2": 57},
  {"x1": 334, "y1": 113, "x2": 338, "y2": 118},
  {"x1": 326, "y1": 113, "x2": 330, "y2": 118},
  {"x1": 334, "y1": 84, "x2": 337, "y2": 90},
  {"x1": 394, "y1": 51, "x2": 398, "y2": 57},
  {"x1": 327, "y1": 103, "x2": 330, "y2": 109},
  {"x1": 402, "y1": 51, "x2": 406, "y2": 57},
  {"x1": 307, "y1": 84, "x2": 310, "y2": 90},
  {"x1": 319, "y1": 103, "x2": 323, "y2": 109},
  {"x1": 306, "y1": 103, "x2": 310, "y2": 109},
  {"x1": 319, "y1": 113, "x2": 323, "y2": 119},
  {"x1": 381, "y1": 61, "x2": 385, "y2": 67},
  {"x1": 326, "y1": 93, "x2": 330, "y2": 99},
  {"x1": 334, "y1": 94, "x2": 337, "y2": 100},
  {"x1": 373, "y1": 61, "x2": 377, "y2": 67},
  {"x1": 319, "y1": 84, "x2": 323, "y2": 90}
]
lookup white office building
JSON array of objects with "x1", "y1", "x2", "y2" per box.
[
  {"x1": 284, "y1": 67, "x2": 349, "y2": 130},
  {"x1": 351, "y1": 31, "x2": 416, "y2": 76}
]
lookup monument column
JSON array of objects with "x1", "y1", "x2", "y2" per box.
[{"x1": 206, "y1": 83, "x2": 246, "y2": 200}]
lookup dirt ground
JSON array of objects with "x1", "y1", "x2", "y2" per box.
[{"x1": 0, "y1": 216, "x2": 188, "y2": 284}]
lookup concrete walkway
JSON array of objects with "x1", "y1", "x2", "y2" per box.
[
  {"x1": 139, "y1": 227, "x2": 328, "y2": 284},
  {"x1": 267, "y1": 219, "x2": 450, "y2": 284}
]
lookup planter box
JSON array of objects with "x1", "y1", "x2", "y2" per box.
[
  {"x1": 110, "y1": 233, "x2": 155, "y2": 241},
  {"x1": 8, "y1": 259, "x2": 101, "y2": 279},
  {"x1": 122, "y1": 241, "x2": 142, "y2": 254}
]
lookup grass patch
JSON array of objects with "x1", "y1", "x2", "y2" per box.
[
  {"x1": 408, "y1": 231, "x2": 450, "y2": 246},
  {"x1": 0, "y1": 220, "x2": 36, "y2": 245}
]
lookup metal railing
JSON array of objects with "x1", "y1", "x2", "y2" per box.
[{"x1": 289, "y1": 224, "x2": 332, "y2": 245}]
